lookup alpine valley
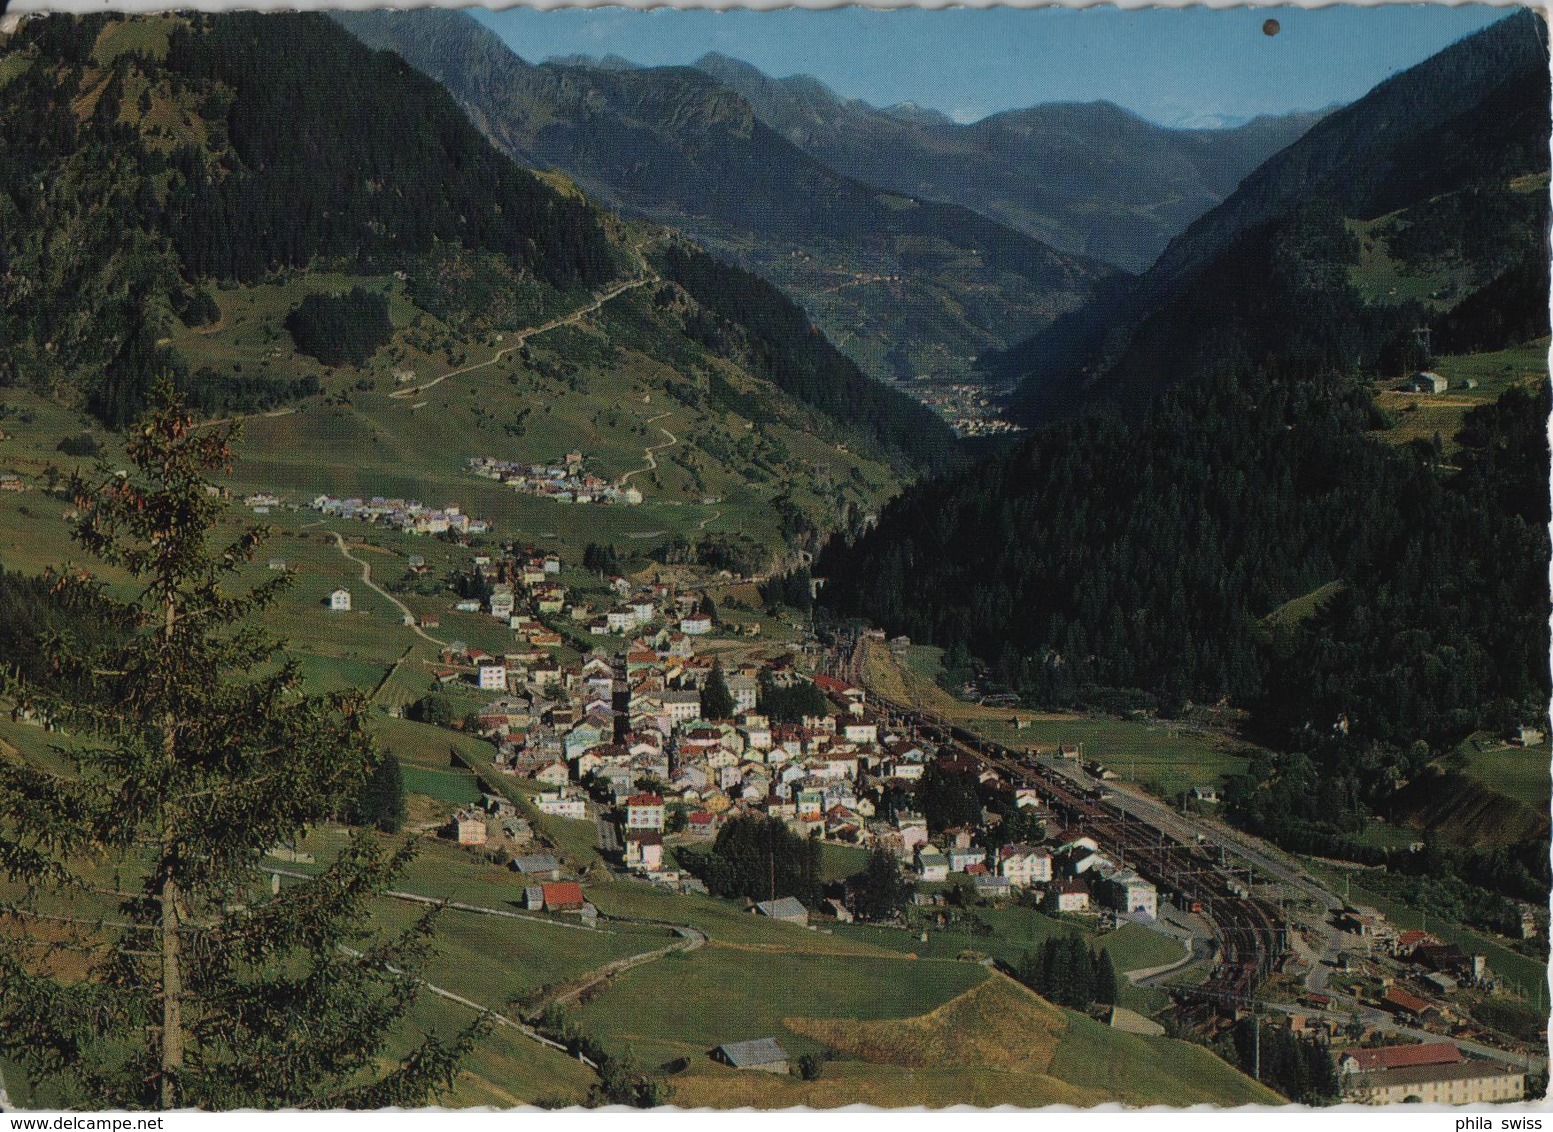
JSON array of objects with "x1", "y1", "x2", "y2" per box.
[{"x1": 0, "y1": 8, "x2": 1547, "y2": 1113}]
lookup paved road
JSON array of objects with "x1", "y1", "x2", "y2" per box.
[{"x1": 1125, "y1": 935, "x2": 1197, "y2": 984}]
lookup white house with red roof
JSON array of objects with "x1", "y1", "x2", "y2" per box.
[{"x1": 625, "y1": 792, "x2": 665, "y2": 832}]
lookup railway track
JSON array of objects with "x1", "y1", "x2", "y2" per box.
[
  {"x1": 839, "y1": 638, "x2": 1286, "y2": 1009},
  {"x1": 935, "y1": 714, "x2": 1285, "y2": 1007}
]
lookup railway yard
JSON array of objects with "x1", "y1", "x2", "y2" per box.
[{"x1": 828, "y1": 632, "x2": 1546, "y2": 1073}]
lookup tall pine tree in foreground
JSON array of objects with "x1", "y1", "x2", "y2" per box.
[{"x1": 0, "y1": 385, "x2": 483, "y2": 1109}]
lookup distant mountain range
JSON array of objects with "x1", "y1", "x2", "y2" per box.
[
  {"x1": 691, "y1": 51, "x2": 1331, "y2": 273},
  {"x1": 336, "y1": 10, "x2": 1117, "y2": 386},
  {"x1": 991, "y1": 8, "x2": 1551, "y2": 423},
  {"x1": 815, "y1": 12, "x2": 1551, "y2": 822},
  {"x1": 515, "y1": 47, "x2": 1329, "y2": 273}
]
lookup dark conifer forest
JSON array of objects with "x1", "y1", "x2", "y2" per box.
[
  {"x1": 654, "y1": 246, "x2": 962, "y2": 474},
  {"x1": 818, "y1": 372, "x2": 1548, "y2": 794},
  {"x1": 0, "y1": 12, "x2": 620, "y2": 426},
  {"x1": 285, "y1": 288, "x2": 394, "y2": 367},
  {"x1": 815, "y1": 14, "x2": 1551, "y2": 896}
]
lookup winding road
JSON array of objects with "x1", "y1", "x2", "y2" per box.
[
  {"x1": 324, "y1": 529, "x2": 449, "y2": 649},
  {"x1": 619, "y1": 411, "x2": 678, "y2": 485},
  {"x1": 193, "y1": 405, "x2": 298, "y2": 431},
  {"x1": 390, "y1": 276, "x2": 651, "y2": 401}
]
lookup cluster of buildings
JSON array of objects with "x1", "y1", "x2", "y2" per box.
[
  {"x1": 908, "y1": 379, "x2": 1028, "y2": 439},
  {"x1": 398, "y1": 570, "x2": 1536, "y2": 1106},
  {"x1": 467, "y1": 452, "x2": 643, "y2": 505},
  {"x1": 1338, "y1": 1042, "x2": 1524, "y2": 1104},
  {"x1": 439, "y1": 549, "x2": 718, "y2": 645},
  {"x1": 445, "y1": 618, "x2": 1161, "y2": 926},
  {"x1": 310, "y1": 494, "x2": 490, "y2": 536},
  {"x1": 406, "y1": 549, "x2": 1169, "y2": 926},
  {"x1": 486, "y1": 650, "x2": 854, "y2": 832},
  {"x1": 439, "y1": 794, "x2": 604, "y2": 922},
  {"x1": 576, "y1": 589, "x2": 713, "y2": 641},
  {"x1": 899, "y1": 818, "x2": 1157, "y2": 920},
  {"x1": 1330, "y1": 907, "x2": 1505, "y2": 1026}
]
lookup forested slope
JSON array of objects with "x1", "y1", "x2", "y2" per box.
[
  {"x1": 0, "y1": 12, "x2": 957, "y2": 481},
  {"x1": 815, "y1": 10, "x2": 1551, "y2": 900},
  {"x1": 0, "y1": 12, "x2": 619, "y2": 425},
  {"x1": 993, "y1": 10, "x2": 1549, "y2": 422}
]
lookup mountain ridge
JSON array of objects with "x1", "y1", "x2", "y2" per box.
[
  {"x1": 0, "y1": 11, "x2": 960, "y2": 489},
  {"x1": 814, "y1": 11, "x2": 1549, "y2": 750},
  {"x1": 993, "y1": 8, "x2": 1550, "y2": 422},
  {"x1": 689, "y1": 51, "x2": 1331, "y2": 272},
  {"x1": 334, "y1": 9, "x2": 1113, "y2": 386}
]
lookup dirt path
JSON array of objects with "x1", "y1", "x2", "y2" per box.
[
  {"x1": 193, "y1": 405, "x2": 298, "y2": 430},
  {"x1": 619, "y1": 411, "x2": 677, "y2": 486},
  {"x1": 324, "y1": 529, "x2": 449, "y2": 649},
  {"x1": 540, "y1": 925, "x2": 707, "y2": 1011},
  {"x1": 336, "y1": 943, "x2": 599, "y2": 1070},
  {"x1": 390, "y1": 277, "x2": 650, "y2": 401}
]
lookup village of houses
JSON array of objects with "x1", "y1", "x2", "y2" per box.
[
  {"x1": 242, "y1": 444, "x2": 642, "y2": 541},
  {"x1": 309, "y1": 529, "x2": 1543, "y2": 1106},
  {"x1": 466, "y1": 451, "x2": 644, "y2": 506}
]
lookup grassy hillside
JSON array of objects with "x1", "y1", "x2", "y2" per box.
[
  {"x1": 0, "y1": 260, "x2": 907, "y2": 574},
  {"x1": 584, "y1": 972, "x2": 1278, "y2": 1107},
  {"x1": 0, "y1": 11, "x2": 957, "y2": 575},
  {"x1": 1387, "y1": 731, "x2": 1551, "y2": 849},
  {"x1": 1372, "y1": 337, "x2": 1549, "y2": 454},
  {"x1": 244, "y1": 823, "x2": 1275, "y2": 1108}
]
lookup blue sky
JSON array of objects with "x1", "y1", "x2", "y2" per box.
[{"x1": 473, "y1": 4, "x2": 1513, "y2": 127}]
